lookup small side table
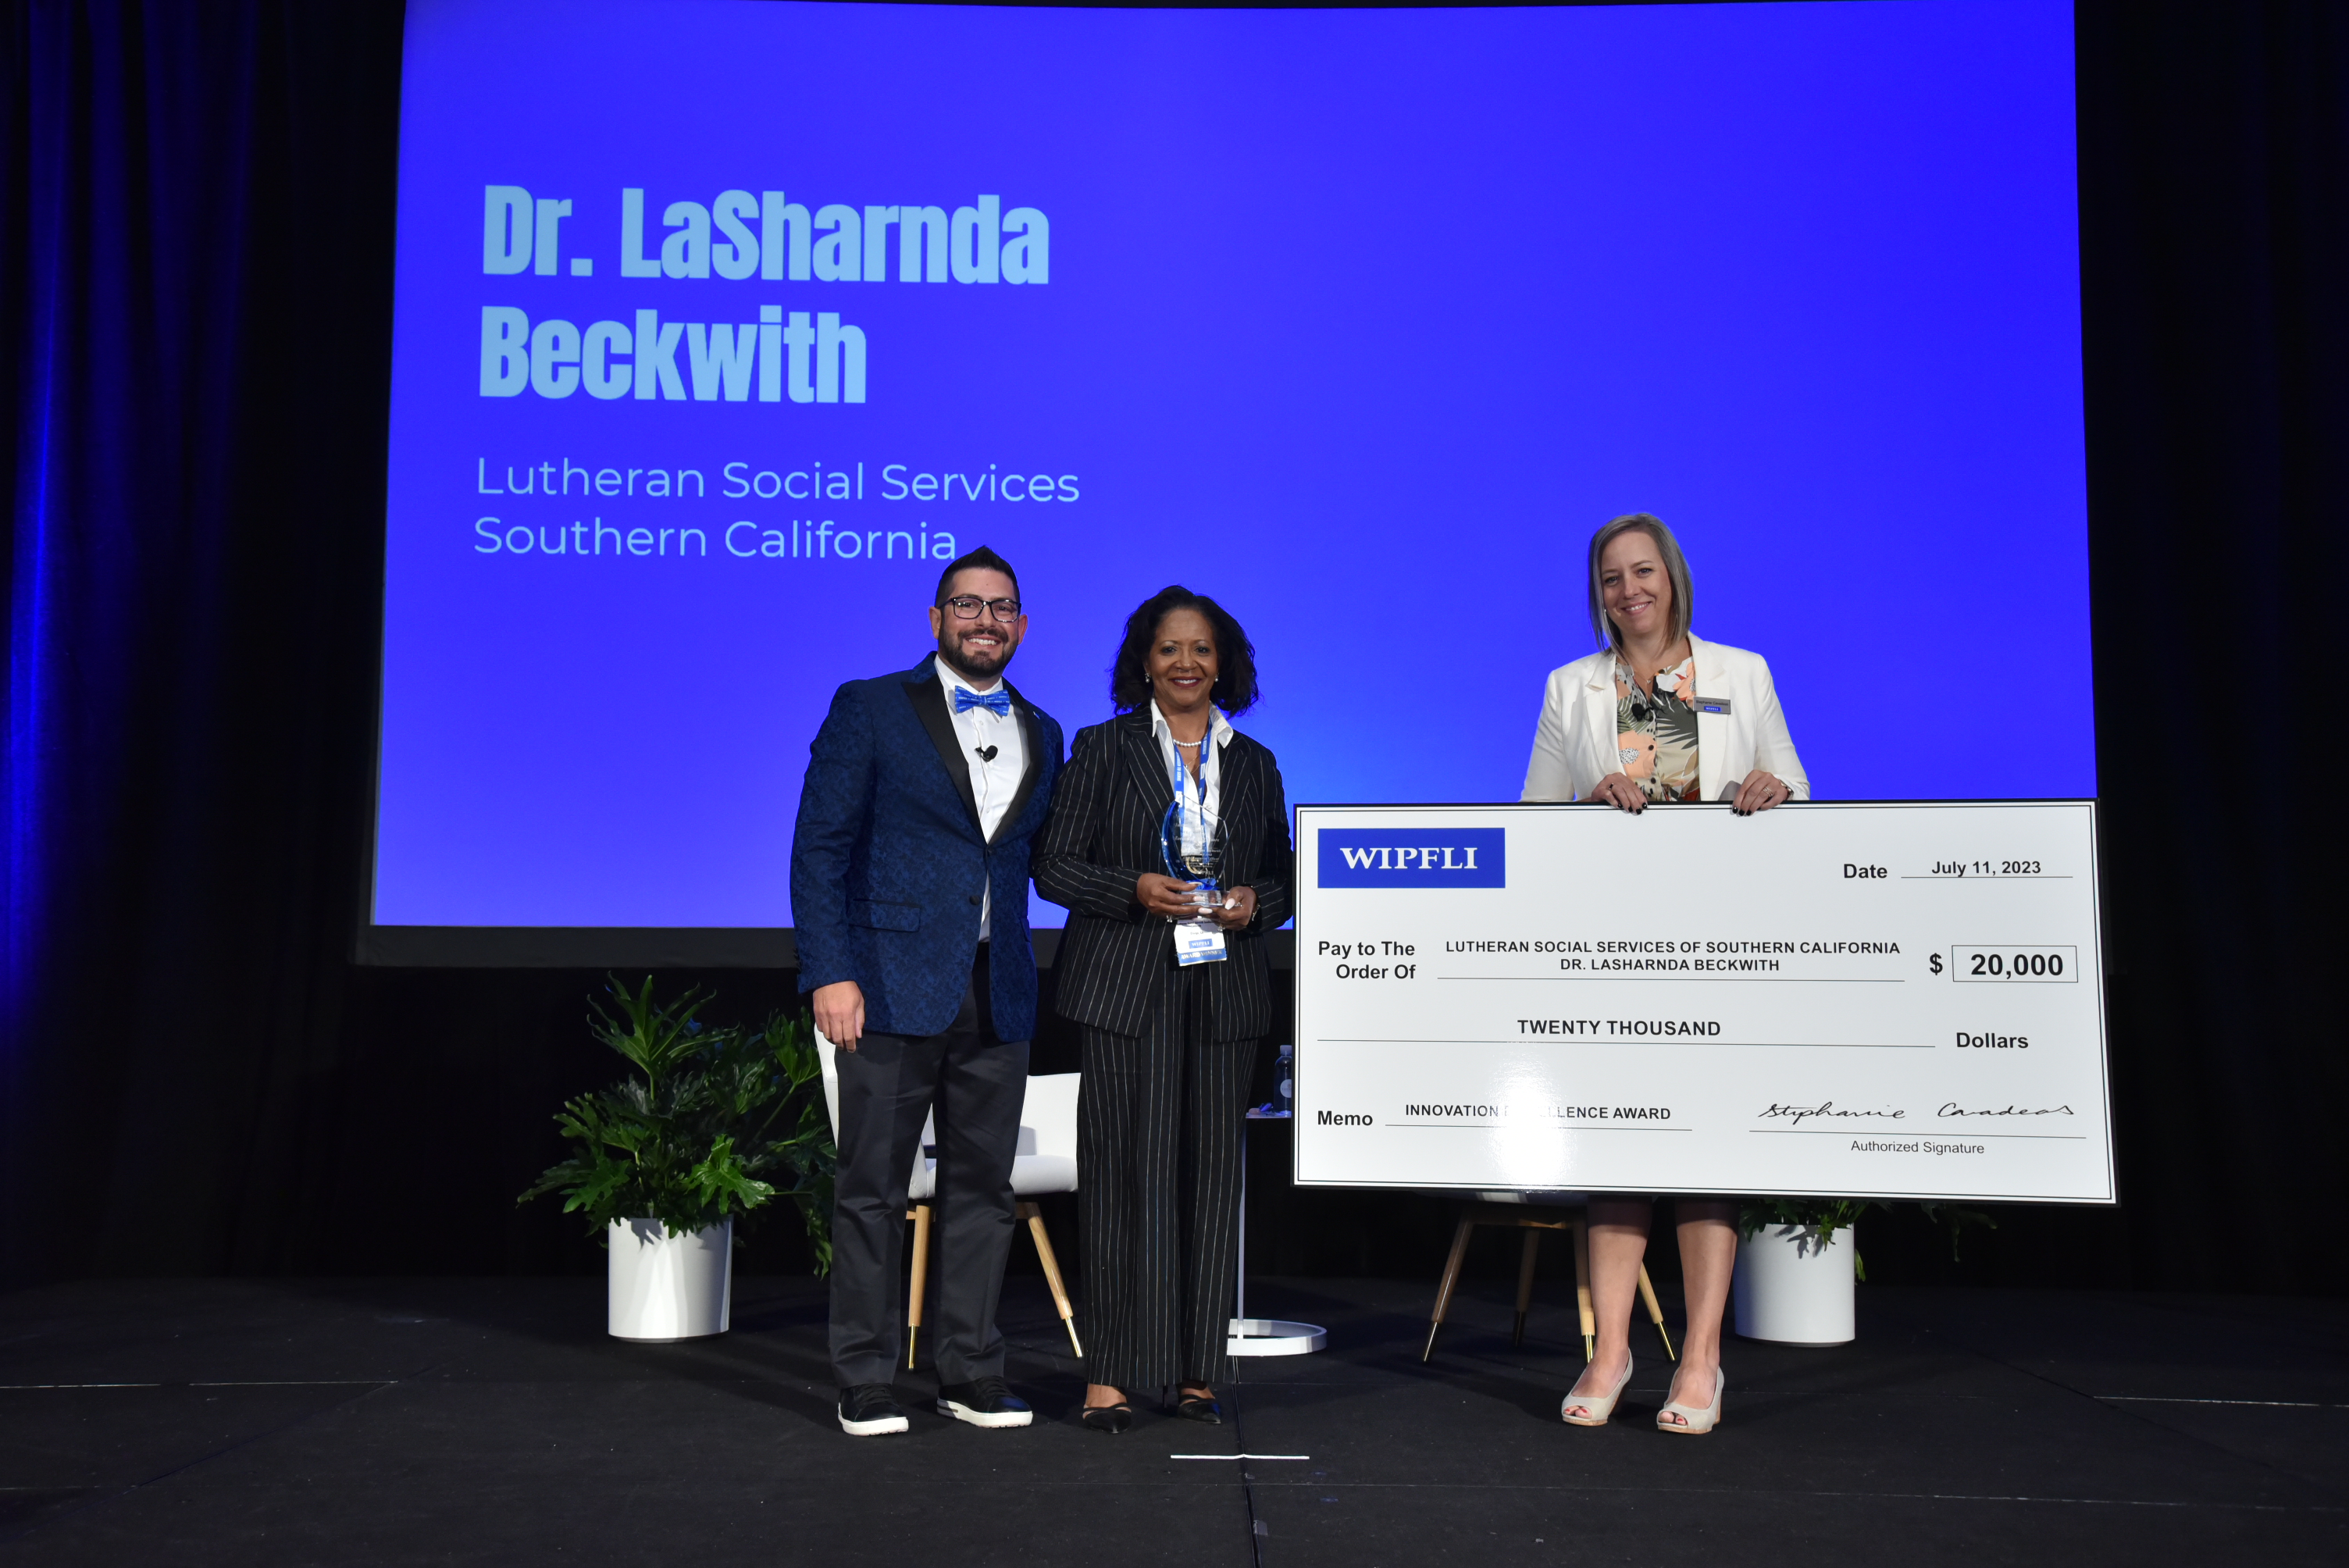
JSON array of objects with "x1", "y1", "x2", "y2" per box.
[{"x1": 1227, "y1": 1107, "x2": 1327, "y2": 1357}]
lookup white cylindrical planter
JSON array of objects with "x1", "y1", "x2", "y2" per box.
[
  {"x1": 1733, "y1": 1224, "x2": 1855, "y2": 1345},
  {"x1": 608, "y1": 1217, "x2": 733, "y2": 1340}
]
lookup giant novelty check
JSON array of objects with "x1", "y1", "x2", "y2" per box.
[{"x1": 1292, "y1": 801, "x2": 2112, "y2": 1203}]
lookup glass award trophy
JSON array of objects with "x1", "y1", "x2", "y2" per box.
[{"x1": 1161, "y1": 797, "x2": 1231, "y2": 966}]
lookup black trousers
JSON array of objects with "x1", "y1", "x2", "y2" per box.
[
  {"x1": 1078, "y1": 967, "x2": 1260, "y2": 1392},
  {"x1": 829, "y1": 946, "x2": 1029, "y2": 1391}
]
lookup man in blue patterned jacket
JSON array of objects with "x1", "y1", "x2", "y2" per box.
[{"x1": 792, "y1": 546, "x2": 1064, "y2": 1437}]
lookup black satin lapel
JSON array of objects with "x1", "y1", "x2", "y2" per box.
[
  {"x1": 991, "y1": 691, "x2": 1046, "y2": 846},
  {"x1": 904, "y1": 667, "x2": 981, "y2": 829}
]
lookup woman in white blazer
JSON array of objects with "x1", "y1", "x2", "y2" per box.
[
  {"x1": 1521, "y1": 538, "x2": 1808, "y2": 813},
  {"x1": 1524, "y1": 511, "x2": 1808, "y2": 1437}
]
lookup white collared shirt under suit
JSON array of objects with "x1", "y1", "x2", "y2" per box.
[{"x1": 938, "y1": 657, "x2": 1027, "y2": 938}]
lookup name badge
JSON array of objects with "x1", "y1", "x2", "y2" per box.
[
  {"x1": 1174, "y1": 918, "x2": 1229, "y2": 966},
  {"x1": 1695, "y1": 696, "x2": 1732, "y2": 716}
]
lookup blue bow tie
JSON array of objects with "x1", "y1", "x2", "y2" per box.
[{"x1": 954, "y1": 686, "x2": 1011, "y2": 717}]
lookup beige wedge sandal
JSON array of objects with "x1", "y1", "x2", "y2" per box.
[
  {"x1": 1656, "y1": 1367, "x2": 1724, "y2": 1434},
  {"x1": 1560, "y1": 1356, "x2": 1634, "y2": 1427}
]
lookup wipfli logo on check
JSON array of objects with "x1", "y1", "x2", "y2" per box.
[{"x1": 1316, "y1": 829, "x2": 1506, "y2": 889}]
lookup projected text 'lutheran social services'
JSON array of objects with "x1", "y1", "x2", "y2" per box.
[{"x1": 468, "y1": 458, "x2": 1078, "y2": 564}]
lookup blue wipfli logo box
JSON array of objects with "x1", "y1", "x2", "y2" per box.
[{"x1": 1316, "y1": 828, "x2": 1506, "y2": 888}]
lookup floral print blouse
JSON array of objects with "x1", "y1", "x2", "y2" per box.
[{"x1": 1614, "y1": 654, "x2": 1701, "y2": 803}]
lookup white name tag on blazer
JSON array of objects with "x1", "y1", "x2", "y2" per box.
[
  {"x1": 1695, "y1": 696, "x2": 1733, "y2": 716},
  {"x1": 1174, "y1": 916, "x2": 1229, "y2": 966}
]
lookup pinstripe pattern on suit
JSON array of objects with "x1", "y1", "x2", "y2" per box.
[
  {"x1": 1036, "y1": 708, "x2": 1291, "y2": 1390},
  {"x1": 1033, "y1": 711, "x2": 1292, "y2": 1041},
  {"x1": 1078, "y1": 977, "x2": 1257, "y2": 1390}
]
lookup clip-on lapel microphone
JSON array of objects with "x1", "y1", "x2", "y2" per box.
[{"x1": 975, "y1": 746, "x2": 998, "y2": 762}]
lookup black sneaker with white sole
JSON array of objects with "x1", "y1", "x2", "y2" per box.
[
  {"x1": 936, "y1": 1376, "x2": 1033, "y2": 1428},
  {"x1": 838, "y1": 1384, "x2": 911, "y2": 1436}
]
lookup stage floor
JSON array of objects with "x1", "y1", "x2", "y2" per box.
[{"x1": 2, "y1": 1274, "x2": 2343, "y2": 1564}]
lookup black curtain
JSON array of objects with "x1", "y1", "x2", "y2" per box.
[
  {"x1": 2, "y1": 0, "x2": 405, "y2": 1275},
  {"x1": 3, "y1": 0, "x2": 2344, "y2": 1292},
  {"x1": 2072, "y1": 1, "x2": 2349, "y2": 1289}
]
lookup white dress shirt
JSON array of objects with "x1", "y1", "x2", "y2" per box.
[
  {"x1": 1151, "y1": 698, "x2": 1234, "y2": 835},
  {"x1": 938, "y1": 657, "x2": 1025, "y2": 939}
]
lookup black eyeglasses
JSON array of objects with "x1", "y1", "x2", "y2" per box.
[{"x1": 943, "y1": 595, "x2": 1022, "y2": 622}]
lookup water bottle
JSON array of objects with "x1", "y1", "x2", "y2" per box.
[{"x1": 1276, "y1": 1041, "x2": 1295, "y2": 1117}]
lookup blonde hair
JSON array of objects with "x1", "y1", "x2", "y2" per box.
[{"x1": 1586, "y1": 512, "x2": 1695, "y2": 654}]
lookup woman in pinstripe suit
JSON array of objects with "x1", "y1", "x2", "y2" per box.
[{"x1": 1033, "y1": 586, "x2": 1292, "y2": 1434}]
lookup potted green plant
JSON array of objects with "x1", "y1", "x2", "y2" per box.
[
  {"x1": 519, "y1": 978, "x2": 836, "y2": 1340},
  {"x1": 1733, "y1": 1199, "x2": 1873, "y2": 1345},
  {"x1": 1734, "y1": 1199, "x2": 1995, "y2": 1345}
]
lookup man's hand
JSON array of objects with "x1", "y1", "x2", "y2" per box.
[{"x1": 812, "y1": 980, "x2": 867, "y2": 1050}]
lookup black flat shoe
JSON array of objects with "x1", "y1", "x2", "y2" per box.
[
  {"x1": 1173, "y1": 1395, "x2": 1224, "y2": 1424},
  {"x1": 1080, "y1": 1402, "x2": 1133, "y2": 1434}
]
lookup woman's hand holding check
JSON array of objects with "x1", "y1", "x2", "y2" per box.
[{"x1": 1589, "y1": 768, "x2": 1791, "y2": 815}]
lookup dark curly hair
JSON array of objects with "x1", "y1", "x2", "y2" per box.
[{"x1": 1110, "y1": 586, "x2": 1260, "y2": 716}]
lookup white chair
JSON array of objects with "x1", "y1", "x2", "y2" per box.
[{"x1": 818, "y1": 1038, "x2": 1083, "y2": 1367}]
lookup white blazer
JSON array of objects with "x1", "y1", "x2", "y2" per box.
[{"x1": 1520, "y1": 633, "x2": 1809, "y2": 804}]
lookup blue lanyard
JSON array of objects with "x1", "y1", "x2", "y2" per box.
[{"x1": 1169, "y1": 726, "x2": 1214, "y2": 827}]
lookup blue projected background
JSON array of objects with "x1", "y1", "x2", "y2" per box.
[{"x1": 373, "y1": 0, "x2": 2089, "y2": 929}]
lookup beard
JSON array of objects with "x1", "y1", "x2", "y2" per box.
[{"x1": 940, "y1": 625, "x2": 1014, "y2": 681}]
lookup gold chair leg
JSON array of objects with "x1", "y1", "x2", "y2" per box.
[
  {"x1": 906, "y1": 1203, "x2": 932, "y2": 1370},
  {"x1": 1570, "y1": 1217, "x2": 1595, "y2": 1363},
  {"x1": 1020, "y1": 1200, "x2": 1084, "y2": 1360},
  {"x1": 1512, "y1": 1228, "x2": 1542, "y2": 1348},
  {"x1": 1636, "y1": 1263, "x2": 1677, "y2": 1361},
  {"x1": 1423, "y1": 1217, "x2": 1476, "y2": 1362}
]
